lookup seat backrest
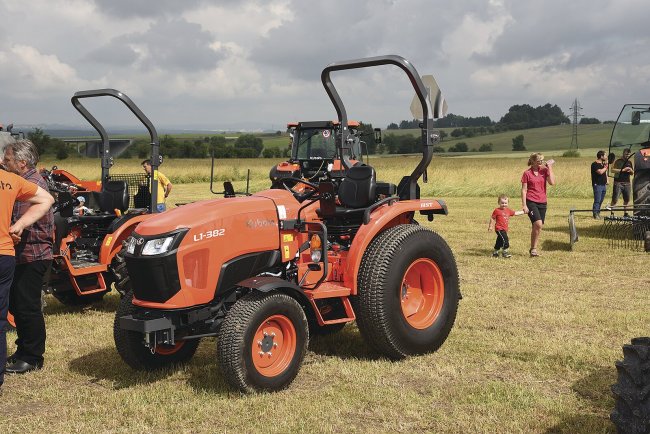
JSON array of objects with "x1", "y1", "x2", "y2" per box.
[
  {"x1": 100, "y1": 180, "x2": 129, "y2": 213},
  {"x1": 338, "y1": 165, "x2": 377, "y2": 208}
]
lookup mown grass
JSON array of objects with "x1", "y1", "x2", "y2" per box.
[{"x1": 3, "y1": 156, "x2": 643, "y2": 433}]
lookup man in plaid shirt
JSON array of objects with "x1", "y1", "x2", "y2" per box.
[{"x1": 3, "y1": 139, "x2": 54, "y2": 374}]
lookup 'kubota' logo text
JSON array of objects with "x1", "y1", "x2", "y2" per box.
[{"x1": 246, "y1": 218, "x2": 276, "y2": 229}]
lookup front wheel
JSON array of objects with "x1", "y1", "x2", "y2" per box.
[
  {"x1": 354, "y1": 224, "x2": 460, "y2": 359},
  {"x1": 217, "y1": 291, "x2": 308, "y2": 393},
  {"x1": 113, "y1": 291, "x2": 199, "y2": 370}
]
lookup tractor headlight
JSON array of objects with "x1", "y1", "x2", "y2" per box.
[
  {"x1": 141, "y1": 236, "x2": 175, "y2": 256},
  {"x1": 125, "y1": 236, "x2": 137, "y2": 255}
]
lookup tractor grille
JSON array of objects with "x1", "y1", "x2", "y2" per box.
[{"x1": 126, "y1": 253, "x2": 182, "y2": 303}]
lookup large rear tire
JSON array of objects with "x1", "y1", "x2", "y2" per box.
[
  {"x1": 354, "y1": 224, "x2": 460, "y2": 359},
  {"x1": 113, "y1": 291, "x2": 199, "y2": 370},
  {"x1": 217, "y1": 291, "x2": 308, "y2": 393},
  {"x1": 633, "y1": 169, "x2": 650, "y2": 216},
  {"x1": 611, "y1": 337, "x2": 650, "y2": 433}
]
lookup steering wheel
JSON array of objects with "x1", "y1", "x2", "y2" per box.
[{"x1": 280, "y1": 177, "x2": 319, "y2": 201}]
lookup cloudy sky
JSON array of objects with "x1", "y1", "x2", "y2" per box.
[{"x1": 1, "y1": 0, "x2": 649, "y2": 131}]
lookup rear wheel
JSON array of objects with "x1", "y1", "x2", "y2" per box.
[
  {"x1": 633, "y1": 169, "x2": 650, "y2": 216},
  {"x1": 113, "y1": 291, "x2": 199, "y2": 370},
  {"x1": 217, "y1": 291, "x2": 308, "y2": 393},
  {"x1": 611, "y1": 337, "x2": 650, "y2": 433},
  {"x1": 354, "y1": 224, "x2": 460, "y2": 359}
]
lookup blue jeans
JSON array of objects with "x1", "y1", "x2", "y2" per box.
[{"x1": 592, "y1": 184, "x2": 607, "y2": 216}]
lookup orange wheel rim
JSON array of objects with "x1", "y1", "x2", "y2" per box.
[
  {"x1": 400, "y1": 258, "x2": 444, "y2": 329},
  {"x1": 155, "y1": 341, "x2": 185, "y2": 355},
  {"x1": 251, "y1": 315, "x2": 296, "y2": 377}
]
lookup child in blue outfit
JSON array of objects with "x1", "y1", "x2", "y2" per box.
[{"x1": 488, "y1": 194, "x2": 525, "y2": 258}]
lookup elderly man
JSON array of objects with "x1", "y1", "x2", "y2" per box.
[{"x1": 2, "y1": 139, "x2": 55, "y2": 376}]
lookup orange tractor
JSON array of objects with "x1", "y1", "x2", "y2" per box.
[
  {"x1": 45, "y1": 89, "x2": 163, "y2": 305},
  {"x1": 114, "y1": 55, "x2": 460, "y2": 392},
  {"x1": 270, "y1": 120, "x2": 366, "y2": 186}
]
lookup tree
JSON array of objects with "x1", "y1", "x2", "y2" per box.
[
  {"x1": 580, "y1": 117, "x2": 600, "y2": 124},
  {"x1": 448, "y1": 142, "x2": 468, "y2": 152},
  {"x1": 387, "y1": 122, "x2": 399, "y2": 130},
  {"x1": 479, "y1": 143, "x2": 493, "y2": 152},
  {"x1": 512, "y1": 134, "x2": 526, "y2": 151},
  {"x1": 234, "y1": 134, "x2": 263, "y2": 157},
  {"x1": 27, "y1": 128, "x2": 51, "y2": 156},
  {"x1": 55, "y1": 143, "x2": 69, "y2": 160}
]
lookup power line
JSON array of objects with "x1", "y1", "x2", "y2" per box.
[{"x1": 569, "y1": 98, "x2": 583, "y2": 149}]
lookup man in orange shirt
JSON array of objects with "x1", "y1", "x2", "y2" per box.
[{"x1": 0, "y1": 161, "x2": 53, "y2": 391}]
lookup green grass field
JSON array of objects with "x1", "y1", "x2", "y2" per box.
[{"x1": 3, "y1": 153, "x2": 644, "y2": 433}]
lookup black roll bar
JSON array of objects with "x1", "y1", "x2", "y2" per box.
[
  {"x1": 71, "y1": 89, "x2": 161, "y2": 213},
  {"x1": 321, "y1": 55, "x2": 442, "y2": 200}
]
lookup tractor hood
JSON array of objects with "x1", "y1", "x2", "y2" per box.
[{"x1": 134, "y1": 195, "x2": 281, "y2": 245}]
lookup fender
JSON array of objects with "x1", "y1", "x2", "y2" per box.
[
  {"x1": 52, "y1": 169, "x2": 102, "y2": 192},
  {"x1": 343, "y1": 199, "x2": 447, "y2": 293},
  {"x1": 98, "y1": 213, "x2": 153, "y2": 264},
  {"x1": 237, "y1": 276, "x2": 308, "y2": 304}
]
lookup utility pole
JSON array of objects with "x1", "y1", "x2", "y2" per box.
[{"x1": 569, "y1": 98, "x2": 583, "y2": 149}]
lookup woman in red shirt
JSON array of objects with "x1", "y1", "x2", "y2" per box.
[{"x1": 521, "y1": 153, "x2": 556, "y2": 257}]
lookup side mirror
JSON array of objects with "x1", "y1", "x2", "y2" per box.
[
  {"x1": 608, "y1": 152, "x2": 616, "y2": 164},
  {"x1": 632, "y1": 111, "x2": 641, "y2": 125},
  {"x1": 374, "y1": 128, "x2": 382, "y2": 144}
]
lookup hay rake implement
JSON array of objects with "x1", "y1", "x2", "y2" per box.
[{"x1": 568, "y1": 205, "x2": 650, "y2": 251}]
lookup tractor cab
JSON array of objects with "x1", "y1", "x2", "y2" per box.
[
  {"x1": 270, "y1": 120, "x2": 362, "y2": 187},
  {"x1": 607, "y1": 104, "x2": 650, "y2": 216}
]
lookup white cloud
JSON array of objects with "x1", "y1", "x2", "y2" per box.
[{"x1": 0, "y1": 45, "x2": 102, "y2": 96}]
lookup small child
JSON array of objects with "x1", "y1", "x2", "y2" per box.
[
  {"x1": 73, "y1": 196, "x2": 92, "y2": 216},
  {"x1": 488, "y1": 194, "x2": 525, "y2": 258}
]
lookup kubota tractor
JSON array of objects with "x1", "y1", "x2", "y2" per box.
[
  {"x1": 269, "y1": 120, "x2": 368, "y2": 186},
  {"x1": 114, "y1": 55, "x2": 460, "y2": 393},
  {"x1": 46, "y1": 89, "x2": 164, "y2": 305}
]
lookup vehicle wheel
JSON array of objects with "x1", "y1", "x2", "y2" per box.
[
  {"x1": 108, "y1": 250, "x2": 131, "y2": 296},
  {"x1": 217, "y1": 291, "x2": 308, "y2": 393},
  {"x1": 354, "y1": 224, "x2": 460, "y2": 359},
  {"x1": 611, "y1": 337, "x2": 650, "y2": 433},
  {"x1": 633, "y1": 169, "x2": 650, "y2": 216},
  {"x1": 113, "y1": 291, "x2": 199, "y2": 370}
]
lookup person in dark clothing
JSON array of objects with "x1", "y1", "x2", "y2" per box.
[
  {"x1": 608, "y1": 148, "x2": 634, "y2": 216},
  {"x1": 0, "y1": 143, "x2": 53, "y2": 392},
  {"x1": 3, "y1": 139, "x2": 54, "y2": 375},
  {"x1": 591, "y1": 150, "x2": 609, "y2": 219}
]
